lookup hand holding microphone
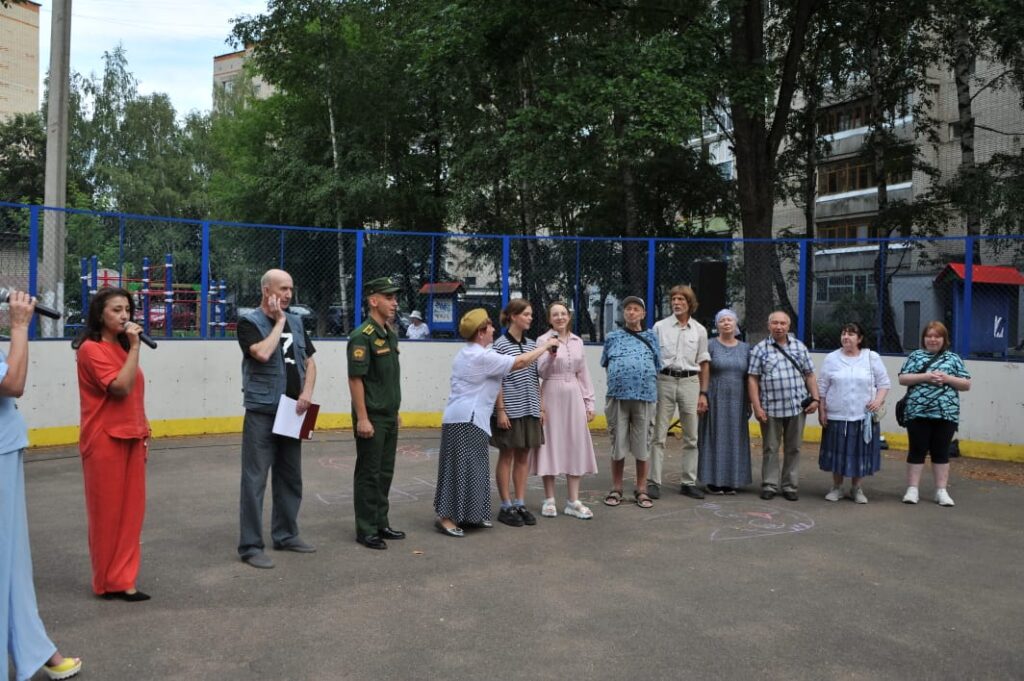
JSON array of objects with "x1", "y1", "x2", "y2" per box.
[
  {"x1": 4, "y1": 289, "x2": 37, "y2": 328},
  {"x1": 123, "y1": 321, "x2": 158, "y2": 349},
  {"x1": 0, "y1": 287, "x2": 61, "y2": 320}
]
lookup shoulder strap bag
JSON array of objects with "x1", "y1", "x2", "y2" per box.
[
  {"x1": 771, "y1": 340, "x2": 807, "y2": 374},
  {"x1": 771, "y1": 341, "x2": 816, "y2": 408},
  {"x1": 895, "y1": 352, "x2": 945, "y2": 427},
  {"x1": 624, "y1": 327, "x2": 659, "y2": 368}
]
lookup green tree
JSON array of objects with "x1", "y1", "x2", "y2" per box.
[
  {"x1": 929, "y1": 0, "x2": 1024, "y2": 261},
  {"x1": 0, "y1": 113, "x2": 46, "y2": 204},
  {"x1": 719, "y1": 0, "x2": 825, "y2": 336}
]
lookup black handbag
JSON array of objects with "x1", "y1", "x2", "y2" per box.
[{"x1": 895, "y1": 352, "x2": 945, "y2": 427}]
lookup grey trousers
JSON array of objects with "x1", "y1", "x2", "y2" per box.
[
  {"x1": 606, "y1": 397, "x2": 655, "y2": 461},
  {"x1": 650, "y1": 374, "x2": 700, "y2": 486},
  {"x1": 238, "y1": 410, "x2": 302, "y2": 558},
  {"x1": 760, "y1": 414, "x2": 805, "y2": 492}
]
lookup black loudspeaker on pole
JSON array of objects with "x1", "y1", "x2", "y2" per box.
[{"x1": 694, "y1": 261, "x2": 728, "y2": 323}]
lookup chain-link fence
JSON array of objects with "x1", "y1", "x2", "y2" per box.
[{"x1": 2, "y1": 202, "x2": 1022, "y2": 360}]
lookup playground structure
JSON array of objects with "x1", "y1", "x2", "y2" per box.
[{"x1": 80, "y1": 254, "x2": 230, "y2": 338}]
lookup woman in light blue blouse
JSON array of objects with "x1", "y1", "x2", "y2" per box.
[
  {"x1": 897, "y1": 321, "x2": 971, "y2": 507},
  {"x1": 1, "y1": 290, "x2": 82, "y2": 681},
  {"x1": 697, "y1": 309, "x2": 752, "y2": 494}
]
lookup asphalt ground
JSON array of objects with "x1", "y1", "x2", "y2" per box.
[{"x1": 19, "y1": 429, "x2": 1024, "y2": 681}]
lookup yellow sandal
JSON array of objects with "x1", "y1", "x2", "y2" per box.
[{"x1": 44, "y1": 656, "x2": 82, "y2": 680}]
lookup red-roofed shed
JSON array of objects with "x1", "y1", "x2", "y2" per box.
[
  {"x1": 418, "y1": 282, "x2": 465, "y2": 295},
  {"x1": 418, "y1": 282, "x2": 466, "y2": 335},
  {"x1": 934, "y1": 263, "x2": 1024, "y2": 287},
  {"x1": 935, "y1": 263, "x2": 1023, "y2": 356}
]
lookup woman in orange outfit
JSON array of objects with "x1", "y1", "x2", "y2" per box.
[{"x1": 73, "y1": 287, "x2": 151, "y2": 602}]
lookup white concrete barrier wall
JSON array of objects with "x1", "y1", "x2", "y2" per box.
[{"x1": 19, "y1": 340, "x2": 1024, "y2": 461}]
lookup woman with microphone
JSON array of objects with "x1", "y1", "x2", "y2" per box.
[
  {"x1": 2, "y1": 290, "x2": 82, "y2": 680},
  {"x1": 73, "y1": 287, "x2": 151, "y2": 601}
]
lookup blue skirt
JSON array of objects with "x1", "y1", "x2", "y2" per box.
[{"x1": 818, "y1": 419, "x2": 881, "y2": 478}]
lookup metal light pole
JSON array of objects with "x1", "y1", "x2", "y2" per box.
[{"x1": 41, "y1": 0, "x2": 72, "y2": 337}]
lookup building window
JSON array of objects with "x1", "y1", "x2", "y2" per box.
[
  {"x1": 818, "y1": 98, "x2": 871, "y2": 136},
  {"x1": 817, "y1": 156, "x2": 912, "y2": 196},
  {"x1": 816, "y1": 220, "x2": 880, "y2": 247},
  {"x1": 815, "y1": 273, "x2": 875, "y2": 302},
  {"x1": 717, "y1": 160, "x2": 733, "y2": 179},
  {"x1": 702, "y1": 104, "x2": 732, "y2": 135}
]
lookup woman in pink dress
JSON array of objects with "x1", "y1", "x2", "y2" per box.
[{"x1": 532, "y1": 302, "x2": 598, "y2": 519}]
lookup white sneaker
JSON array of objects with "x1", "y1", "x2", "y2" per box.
[
  {"x1": 563, "y1": 500, "x2": 593, "y2": 519},
  {"x1": 852, "y1": 487, "x2": 868, "y2": 504},
  {"x1": 902, "y1": 486, "x2": 919, "y2": 504},
  {"x1": 824, "y1": 487, "x2": 844, "y2": 502},
  {"x1": 540, "y1": 498, "x2": 558, "y2": 518},
  {"x1": 935, "y1": 488, "x2": 955, "y2": 507}
]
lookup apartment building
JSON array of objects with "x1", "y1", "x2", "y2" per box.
[
  {"x1": 778, "y1": 60, "x2": 1023, "y2": 352},
  {"x1": 696, "y1": 58, "x2": 1024, "y2": 353},
  {"x1": 212, "y1": 47, "x2": 275, "y2": 111},
  {"x1": 0, "y1": 0, "x2": 40, "y2": 121}
]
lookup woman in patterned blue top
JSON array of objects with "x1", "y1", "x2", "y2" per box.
[{"x1": 897, "y1": 321, "x2": 971, "y2": 507}]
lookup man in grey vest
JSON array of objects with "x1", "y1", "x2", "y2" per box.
[{"x1": 237, "y1": 269, "x2": 318, "y2": 569}]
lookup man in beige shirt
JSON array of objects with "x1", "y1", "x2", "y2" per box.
[{"x1": 650, "y1": 285, "x2": 710, "y2": 499}]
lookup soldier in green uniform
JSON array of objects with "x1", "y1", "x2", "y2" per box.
[{"x1": 347, "y1": 277, "x2": 404, "y2": 550}]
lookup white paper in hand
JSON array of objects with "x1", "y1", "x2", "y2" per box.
[{"x1": 272, "y1": 395, "x2": 306, "y2": 439}]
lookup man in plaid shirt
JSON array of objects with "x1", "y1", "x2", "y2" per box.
[{"x1": 747, "y1": 310, "x2": 820, "y2": 501}]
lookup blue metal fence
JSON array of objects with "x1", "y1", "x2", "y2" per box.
[{"x1": 1, "y1": 201, "x2": 1022, "y2": 360}]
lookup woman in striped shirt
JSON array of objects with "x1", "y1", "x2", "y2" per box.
[{"x1": 491, "y1": 299, "x2": 544, "y2": 527}]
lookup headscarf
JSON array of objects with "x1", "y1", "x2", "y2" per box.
[{"x1": 714, "y1": 308, "x2": 739, "y2": 331}]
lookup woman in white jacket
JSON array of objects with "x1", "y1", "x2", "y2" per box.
[{"x1": 816, "y1": 322, "x2": 891, "y2": 504}]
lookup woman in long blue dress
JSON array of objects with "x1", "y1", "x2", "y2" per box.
[
  {"x1": 1, "y1": 290, "x2": 82, "y2": 681},
  {"x1": 697, "y1": 309, "x2": 752, "y2": 494}
]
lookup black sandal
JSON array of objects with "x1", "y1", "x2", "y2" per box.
[
  {"x1": 634, "y1": 491, "x2": 654, "y2": 509},
  {"x1": 604, "y1": 490, "x2": 623, "y2": 506}
]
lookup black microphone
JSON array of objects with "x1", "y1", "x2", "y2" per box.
[
  {"x1": 0, "y1": 287, "x2": 62, "y2": 319},
  {"x1": 139, "y1": 331, "x2": 158, "y2": 350},
  {"x1": 124, "y1": 321, "x2": 158, "y2": 349}
]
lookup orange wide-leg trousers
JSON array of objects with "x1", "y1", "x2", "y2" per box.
[{"x1": 81, "y1": 435, "x2": 147, "y2": 595}]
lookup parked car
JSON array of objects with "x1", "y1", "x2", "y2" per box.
[
  {"x1": 233, "y1": 304, "x2": 317, "y2": 333},
  {"x1": 326, "y1": 304, "x2": 409, "y2": 336},
  {"x1": 143, "y1": 303, "x2": 197, "y2": 332},
  {"x1": 326, "y1": 304, "x2": 347, "y2": 336},
  {"x1": 288, "y1": 304, "x2": 317, "y2": 332}
]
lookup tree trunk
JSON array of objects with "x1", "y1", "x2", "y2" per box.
[
  {"x1": 516, "y1": 56, "x2": 545, "y2": 334},
  {"x1": 801, "y1": 89, "x2": 818, "y2": 345},
  {"x1": 728, "y1": 0, "x2": 820, "y2": 340},
  {"x1": 326, "y1": 91, "x2": 350, "y2": 334},
  {"x1": 614, "y1": 111, "x2": 646, "y2": 297},
  {"x1": 952, "y1": 19, "x2": 981, "y2": 264},
  {"x1": 867, "y1": 46, "x2": 902, "y2": 352}
]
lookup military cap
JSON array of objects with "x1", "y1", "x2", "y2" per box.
[
  {"x1": 364, "y1": 276, "x2": 400, "y2": 296},
  {"x1": 458, "y1": 308, "x2": 491, "y2": 340}
]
